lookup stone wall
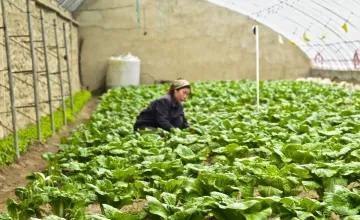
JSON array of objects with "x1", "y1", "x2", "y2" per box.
[
  {"x1": 0, "y1": 0, "x2": 81, "y2": 139},
  {"x1": 75, "y1": 0, "x2": 311, "y2": 92}
]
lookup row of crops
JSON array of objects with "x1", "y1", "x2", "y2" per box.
[{"x1": 3, "y1": 80, "x2": 360, "y2": 220}]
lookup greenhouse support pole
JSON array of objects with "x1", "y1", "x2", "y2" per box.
[
  {"x1": 253, "y1": 25, "x2": 260, "y2": 112},
  {"x1": 27, "y1": 0, "x2": 41, "y2": 141},
  {"x1": 63, "y1": 23, "x2": 74, "y2": 118},
  {"x1": 1, "y1": 0, "x2": 19, "y2": 158},
  {"x1": 40, "y1": 9, "x2": 55, "y2": 133},
  {"x1": 54, "y1": 19, "x2": 67, "y2": 125}
]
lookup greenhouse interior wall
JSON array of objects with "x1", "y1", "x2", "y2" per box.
[
  {"x1": 75, "y1": 0, "x2": 311, "y2": 92},
  {"x1": 311, "y1": 69, "x2": 360, "y2": 83},
  {"x1": 0, "y1": 0, "x2": 81, "y2": 139}
]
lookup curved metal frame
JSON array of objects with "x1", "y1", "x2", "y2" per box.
[
  {"x1": 58, "y1": 0, "x2": 360, "y2": 71},
  {"x1": 56, "y1": 0, "x2": 86, "y2": 12},
  {"x1": 208, "y1": 0, "x2": 360, "y2": 71}
]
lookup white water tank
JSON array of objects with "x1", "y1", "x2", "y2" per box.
[{"x1": 106, "y1": 53, "x2": 141, "y2": 89}]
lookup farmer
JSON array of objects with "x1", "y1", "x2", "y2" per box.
[{"x1": 134, "y1": 79, "x2": 191, "y2": 133}]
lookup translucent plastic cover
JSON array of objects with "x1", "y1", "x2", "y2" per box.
[{"x1": 208, "y1": 0, "x2": 360, "y2": 70}]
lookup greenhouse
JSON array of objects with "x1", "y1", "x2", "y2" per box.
[{"x1": 0, "y1": 0, "x2": 360, "y2": 219}]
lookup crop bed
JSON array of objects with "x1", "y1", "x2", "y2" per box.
[{"x1": 3, "y1": 80, "x2": 360, "y2": 220}]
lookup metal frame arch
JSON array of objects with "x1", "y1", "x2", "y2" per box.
[
  {"x1": 208, "y1": 0, "x2": 360, "y2": 71},
  {"x1": 241, "y1": 0, "x2": 352, "y2": 70},
  {"x1": 280, "y1": 16, "x2": 345, "y2": 70},
  {"x1": 292, "y1": 1, "x2": 358, "y2": 70},
  {"x1": 308, "y1": 0, "x2": 359, "y2": 29},
  {"x1": 272, "y1": 0, "x2": 358, "y2": 70},
  {"x1": 256, "y1": 0, "x2": 360, "y2": 70}
]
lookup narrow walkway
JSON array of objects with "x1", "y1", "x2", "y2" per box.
[{"x1": 0, "y1": 97, "x2": 98, "y2": 212}]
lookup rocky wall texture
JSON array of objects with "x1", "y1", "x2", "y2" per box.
[{"x1": 0, "y1": 0, "x2": 80, "y2": 139}]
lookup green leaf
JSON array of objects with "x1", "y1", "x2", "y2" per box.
[
  {"x1": 291, "y1": 150, "x2": 316, "y2": 164},
  {"x1": 0, "y1": 213, "x2": 12, "y2": 220},
  {"x1": 224, "y1": 144, "x2": 250, "y2": 160},
  {"x1": 63, "y1": 160, "x2": 86, "y2": 171},
  {"x1": 193, "y1": 172, "x2": 237, "y2": 195},
  {"x1": 302, "y1": 181, "x2": 322, "y2": 190},
  {"x1": 350, "y1": 149, "x2": 360, "y2": 159},
  {"x1": 294, "y1": 211, "x2": 316, "y2": 220},
  {"x1": 318, "y1": 129, "x2": 342, "y2": 136},
  {"x1": 325, "y1": 186, "x2": 360, "y2": 215},
  {"x1": 283, "y1": 144, "x2": 315, "y2": 164},
  {"x1": 323, "y1": 177, "x2": 348, "y2": 193},
  {"x1": 243, "y1": 207, "x2": 272, "y2": 220},
  {"x1": 144, "y1": 154, "x2": 166, "y2": 163},
  {"x1": 85, "y1": 214, "x2": 110, "y2": 220},
  {"x1": 341, "y1": 162, "x2": 360, "y2": 176},
  {"x1": 344, "y1": 216, "x2": 360, "y2": 220},
  {"x1": 112, "y1": 166, "x2": 139, "y2": 181},
  {"x1": 211, "y1": 155, "x2": 229, "y2": 164},
  {"x1": 101, "y1": 206, "x2": 141, "y2": 220},
  {"x1": 223, "y1": 120, "x2": 232, "y2": 129},
  {"x1": 212, "y1": 200, "x2": 265, "y2": 220},
  {"x1": 157, "y1": 178, "x2": 187, "y2": 195},
  {"x1": 258, "y1": 185, "x2": 283, "y2": 197},
  {"x1": 40, "y1": 216, "x2": 66, "y2": 220},
  {"x1": 112, "y1": 212, "x2": 139, "y2": 220},
  {"x1": 74, "y1": 210, "x2": 86, "y2": 220},
  {"x1": 169, "y1": 196, "x2": 214, "y2": 219},
  {"x1": 227, "y1": 200, "x2": 260, "y2": 210},
  {"x1": 161, "y1": 192, "x2": 177, "y2": 206},
  {"x1": 280, "y1": 197, "x2": 299, "y2": 209},
  {"x1": 7, "y1": 199, "x2": 19, "y2": 220},
  {"x1": 273, "y1": 145, "x2": 292, "y2": 163},
  {"x1": 103, "y1": 204, "x2": 120, "y2": 218},
  {"x1": 146, "y1": 196, "x2": 169, "y2": 219},
  {"x1": 299, "y1": 198, "x2": 323, "y2": 213},
  {"x1": 311, "y1": 168, "x2": 338, "y2": 178},
  {"x1": 260, "y1": 175, "x2": 292, "y2": 193},
  {"x1": 174, "y1": 145, "x2": 197, "y2": 161}
]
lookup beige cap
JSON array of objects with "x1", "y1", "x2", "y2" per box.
[{"x1": 171, "y1": 79, "x2": 190, "y2": 90}]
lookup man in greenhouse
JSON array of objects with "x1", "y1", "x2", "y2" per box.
[{"x1": 133, "y1": 79, "x2": 191, "y2": 133}]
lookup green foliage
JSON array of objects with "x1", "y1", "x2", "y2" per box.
[
  {"x1": 0, "y1": 213, "x2": 12, "y2": 220},
  {"x1": 5, "y1": 81, "x2": 360, "y2": 219},
  {"x1": 0, "y1": 90, "x2": 91, "y2": 167}
]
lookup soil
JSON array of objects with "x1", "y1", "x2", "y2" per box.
[{"x1": 0, "y1": 97, "x2": 98, "y2": 212}]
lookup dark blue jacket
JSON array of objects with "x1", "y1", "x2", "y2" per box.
[{"x1": 134, "y1": 94, "x2": 189, "y2": 131}]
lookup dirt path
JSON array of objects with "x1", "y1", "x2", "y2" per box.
[{"x1": 0, "y1": 97, "x2": 98, "y2": 212}]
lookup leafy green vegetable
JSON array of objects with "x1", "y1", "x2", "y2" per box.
[{"x1": 5, "y1": 80, "x2": 360, "y2": 219}]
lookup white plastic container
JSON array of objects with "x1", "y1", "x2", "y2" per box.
[{"x1": 106, "y1": 53, "x2": 141, "y2": 89}]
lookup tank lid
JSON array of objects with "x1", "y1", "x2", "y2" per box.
[{"x1": 110, "y1": 53, "x2": 140, "y2": 61}]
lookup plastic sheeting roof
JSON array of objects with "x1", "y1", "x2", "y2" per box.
[
  {"x1": 56, "y1": 0, "x2": 85, "y2": 12},
  {"x1": 208, "y1": 0, "x2": 360, "y2": 71}
]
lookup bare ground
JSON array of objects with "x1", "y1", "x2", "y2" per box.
[{"x1": 0, "y1": 97, "x2": 98, "y2": 212}]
